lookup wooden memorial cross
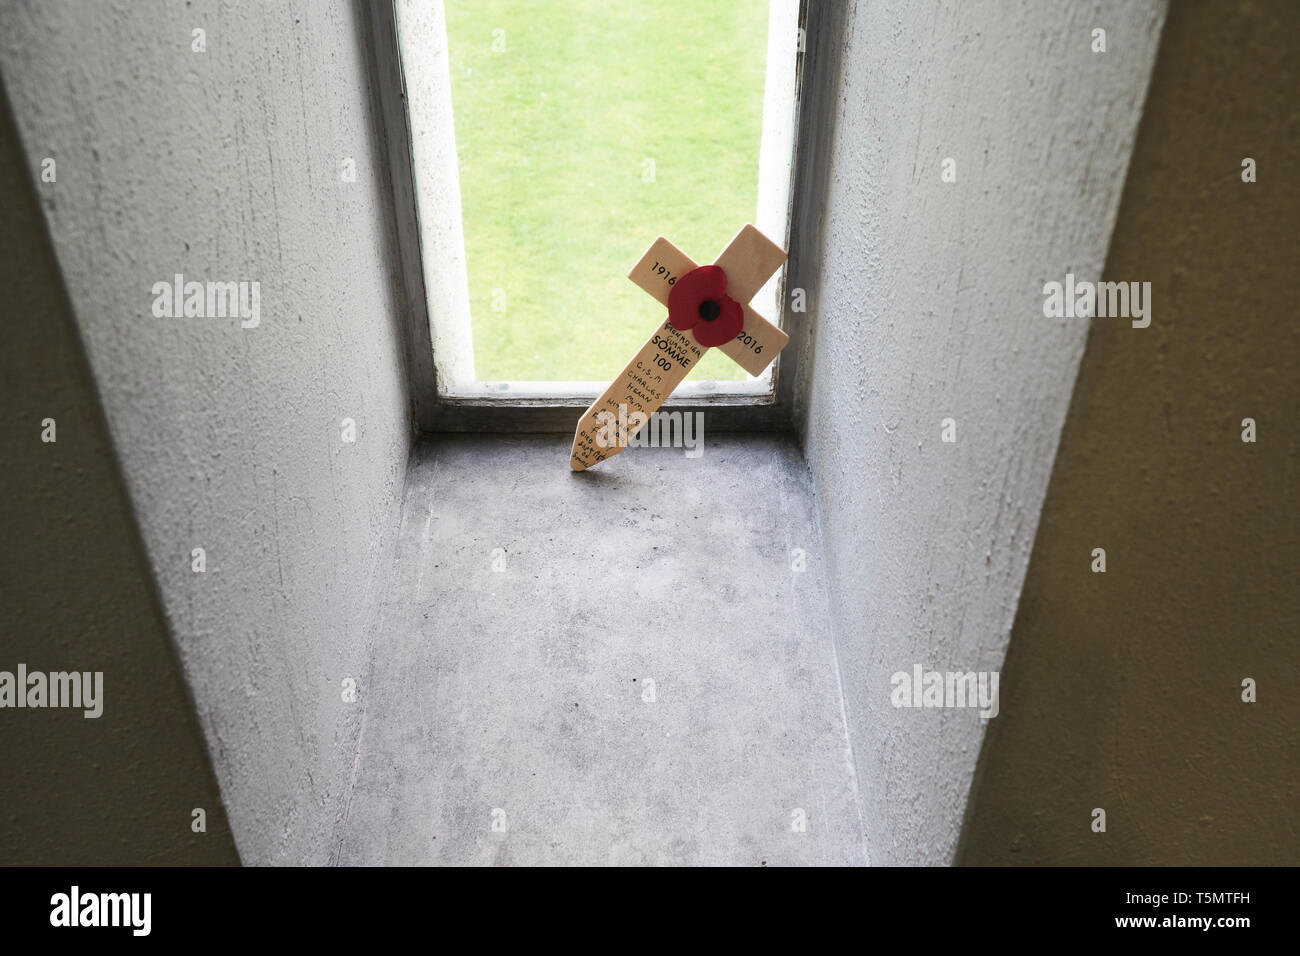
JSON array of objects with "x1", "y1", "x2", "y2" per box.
[{"x1": 569, "y1": 224, "x2": 789, "y2": 470}]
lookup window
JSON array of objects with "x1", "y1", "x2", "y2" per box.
[{"x1": 368, "y1": 0, "x2": 839, "y2": 432}]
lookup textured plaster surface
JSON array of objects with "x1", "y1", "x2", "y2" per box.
[
  {"x1": 0, "y1": 89, "x2": 238, "y2": 865},
  {"x1": 960, "y1": 0, "x2": 1300, "y2": 865},
  {"x1": 793, "y1": 0, "x2": 1167, "y2": 864},
  {"x1": 0, "y1": 1, "x2": 412, "y2": 864},
  {"x1": 336, "y1": 436, "x2": 867, "y2": 866}
]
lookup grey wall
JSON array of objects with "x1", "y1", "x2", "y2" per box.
[
  {"x1": 794, "y1": 0, "x2": 1167, "y2": 864},
  {"x1": 0, "y1": 87, "x2": 238, "y2": 866},
  {"x1": 959, "y1": 0, "x2": 1300, "y2": 865},
  {"x1": 0, "y1": 0, "x2": 413, "y2": 864}
]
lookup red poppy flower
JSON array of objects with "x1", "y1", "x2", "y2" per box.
[{"x1": 667, "y1": 264, "x2": 744, "y2": 348}]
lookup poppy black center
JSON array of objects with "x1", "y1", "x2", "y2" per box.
[{"x1": 698, "y1": 299, "x2": 722, "y2": 321}]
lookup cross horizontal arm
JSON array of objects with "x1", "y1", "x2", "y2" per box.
[{"x1": 627, "y1": 225, "x2": 789, "y2": 378}]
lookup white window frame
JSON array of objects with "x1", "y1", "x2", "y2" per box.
[{"x1": 364, "y1": 0, "x2": 845, "y2": 434}]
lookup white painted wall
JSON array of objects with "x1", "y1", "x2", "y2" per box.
[
  {"x1": 0, "y1": 0, "x2": 412, "y2": 864},
  {"x1": 794, "y1": 0, "x2": 1167, "y2": 864}
]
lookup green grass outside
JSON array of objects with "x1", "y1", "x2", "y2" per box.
[{"x1": 445, "y1": 0, "x2": 770, "y2": 382}]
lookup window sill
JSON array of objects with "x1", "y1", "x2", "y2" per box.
[
  {"x1": 444, "y1": 376, "x2": 774, "y2": 405},
  {"x1": 426, "y1": 382, "x2": 790, "y2": 434}
]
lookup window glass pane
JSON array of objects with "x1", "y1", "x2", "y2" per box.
[{"x1": 445, "y1": 0, "x2": 773, "y2": 382}]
